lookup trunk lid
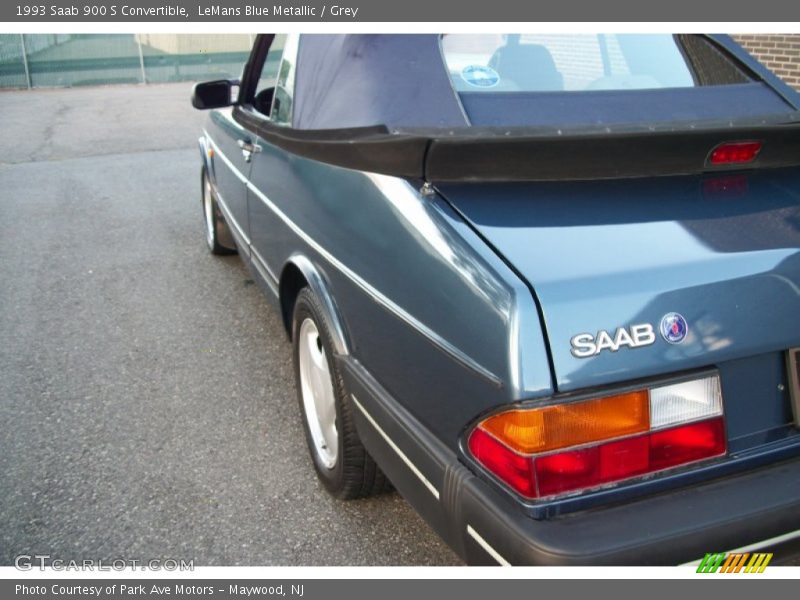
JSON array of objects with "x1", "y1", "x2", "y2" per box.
[{"x1": 438, "y1": 168, "x2": 800, "y2": 392}]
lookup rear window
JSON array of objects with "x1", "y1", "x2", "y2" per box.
[{"x1": 441, "y1": 34, "x2": 750, "y2": 93}]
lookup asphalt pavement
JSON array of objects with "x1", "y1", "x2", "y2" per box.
[{"x1": 0, "y1": 83, "x2": 461, "y2": 566}]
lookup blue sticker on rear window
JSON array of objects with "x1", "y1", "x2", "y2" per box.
[{"x1": 460, "y1": 65, "x2": 500, "y2": 88}]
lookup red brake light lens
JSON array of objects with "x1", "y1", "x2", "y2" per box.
[
  {"x1": 708, "y1": 141, "x2": 762, "y2": 165},
  {"x1": 649, "y1": 417, "x2": 726, "y2": 471},
  {"x1": 533, "y1": 418, "x2": 725, "y2": 497},
  {"x1": 468, "y1": 428, "x2": 535, "y2": 497}
]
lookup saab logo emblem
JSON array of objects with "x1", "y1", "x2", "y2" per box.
[
  {"x1": 570, "y1": 324, "x2": 656, "y2": 358},
  {"x1": 660, "y1": 312, "x2": 688, "y2": 344},
  {"x1": 461, "y1": 64, "x2": 500, "y2": 88},
  {"x1": 696, "y1": 552, "x2": 772, "y2": 573}
]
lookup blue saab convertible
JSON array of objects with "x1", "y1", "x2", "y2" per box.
[{"x1": 192, "y1": 34, "x2": 800, "y2": 565}]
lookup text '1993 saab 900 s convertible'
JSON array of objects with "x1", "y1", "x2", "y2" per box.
[{"x1": 192, "y1": 34, "x2": 800, "y2": 565}]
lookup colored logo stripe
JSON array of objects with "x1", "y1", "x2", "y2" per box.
[{"x1": 696, "y1": 552, "x2": 773, "y2": 573}]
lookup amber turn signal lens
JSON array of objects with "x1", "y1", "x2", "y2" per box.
[{"x1": 479, "y1": 391, "x2": 650, "y2": 454}]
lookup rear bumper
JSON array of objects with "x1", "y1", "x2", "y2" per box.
[{"x1": 339, "y1": 357, "x2": 800, "y2": 565}]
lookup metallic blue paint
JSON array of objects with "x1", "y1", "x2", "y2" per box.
[
  {"x1": 200, "y1": 118, "x2": 800, "y2": 485},
  {"x1": 283, "y1": 253, "x2": 351, "y2": 357},
  {"x1": 206, "y1": 109, "x2": 254, "y2": 247},
  {"x1": 438, "y1": 170, "x2": 800, "y2": 399},
  {"x1": 193, "y1": 33, "x2": 800, "y2": 563},
  {"x1": 241, "y1": 130, "x2": 552, "y2": 443}
]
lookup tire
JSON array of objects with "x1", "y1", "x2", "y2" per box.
[
  {"x1": 292, "y1": 287, "x2": 391, "y2": 499},
  {"x1": 201, "y1": 167, "x2": 237, "y2": 256}
]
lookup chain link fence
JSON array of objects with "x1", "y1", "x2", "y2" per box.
[{"x1": 0, "y1": 34, "x2": 254, "y2": 88}]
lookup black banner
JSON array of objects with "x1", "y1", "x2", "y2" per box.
[{"x1": 3, "y1": 579, "x2": 799, "y2": 600}]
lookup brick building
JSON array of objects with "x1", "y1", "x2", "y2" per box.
[{"x1": 733, "y1": 34, "x2": 800, "y2": 90}]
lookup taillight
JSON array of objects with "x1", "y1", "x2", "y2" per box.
[
  {"x1": 708, "y1": 141, "x2": 762, "y2": 166},
  {"x1": 468, "y1": 374, "x2": 726, "y2": 499}
]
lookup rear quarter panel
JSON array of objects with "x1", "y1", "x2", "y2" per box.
[{"x1": 244, "y1": 137, "x2": 553, "y2": 445}]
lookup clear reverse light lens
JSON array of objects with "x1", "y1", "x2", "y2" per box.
[{"x1": 649, "y1": 375, "x2": 723, "y2": 430}]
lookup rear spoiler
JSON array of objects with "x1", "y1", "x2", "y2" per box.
[{"x1": 234, "y1": 107, "x2": 800, "y2": 183}]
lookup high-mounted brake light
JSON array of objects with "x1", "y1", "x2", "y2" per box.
[
  {"x1": 708, "y1": 141, "x2": 762, "y2": 166},
  {"x1": 468, "y1": 374, "x2": 725, "y2": 499}
]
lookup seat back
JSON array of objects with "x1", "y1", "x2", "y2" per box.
[{"x1": 489, "y1": 41, "x2": 564, "y2": 91}]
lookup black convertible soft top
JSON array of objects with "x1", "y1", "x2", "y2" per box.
[
  {"x1": 292, "y1": 35, "x2": 467, "y2": 130},
  {"x1": 290, "y1": 34, "x2": 799, "y2": 130},
  {"x1": 232, "y1": 34, "x2": 800, "y2": 182}
]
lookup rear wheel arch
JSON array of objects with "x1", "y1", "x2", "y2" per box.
[
  {"x1": 292, "y1": 287, "x2": 391, "y2": 498},
  {"x1": 279, "y1": 262, "x2": 307, "y2": 338},
  {"x1": 279, "y1": 255, "x2": 350, "y2": 355}
]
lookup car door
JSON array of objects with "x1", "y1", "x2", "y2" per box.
[
  {"x1": 203, "y1": 36, "x2": 285, "y2": 255},
  {"x1": 240, "y1": 34, "x2": 297, "y2": 288},
  {"x1": 205, "y1": 106, "x2": 254, "y2": 251}
]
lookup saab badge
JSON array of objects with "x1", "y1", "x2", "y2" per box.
[
  {"x1": 660, "y1": 312, "x2": 688, "y2": 344},
  {"x1": 570, "y1": 324, "x2": 656, "y2": 358}
]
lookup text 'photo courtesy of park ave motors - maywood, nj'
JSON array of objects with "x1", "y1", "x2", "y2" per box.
[{"x1": 14, "y1": 584, "x2": 305, "y2": 597}]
